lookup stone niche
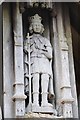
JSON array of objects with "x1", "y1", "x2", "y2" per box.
[
  {"x1": 22, "y1": 3, "x2": 56, "y2": 115},
  {"x1": 3, "y1": 2, "x2": 78, "y2": 119},
  {"x1": 22, "y1": 5, "x2": 52, "y2": 40}
]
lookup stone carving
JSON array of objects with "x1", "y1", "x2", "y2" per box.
[
  {"x1": 19, "y1": 2, "x2": 53, "y2": 13},
  {"x1": 24, "y1": 14, "x2": 55, "y2": 112}
]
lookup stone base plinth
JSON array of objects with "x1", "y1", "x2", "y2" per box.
[
  {"x1": 24, "y1": 112, "x2": 63, "y2": 118},
  {"x1": 25, "y1": 104, "x2": 63, "y2": 119},
  {"x1": 26, "y1": 104, "x2": 57, "y2": 115},
  {"x1": 32, "y1": 106, "x2": 57, "y2": 114}
]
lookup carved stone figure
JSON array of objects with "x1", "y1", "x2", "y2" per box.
[{"x1": 24, "y1": 14, "x2": 54, "y2": 108}]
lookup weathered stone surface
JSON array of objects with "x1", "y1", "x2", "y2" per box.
[
  {"x1": 12, "y1": 3, "x2": 26, "y2": 117},
  {"x1": 0, "y1": 5, "x2": 2, "y2": 108},
  {"x1": 57, "y1": 3, "x2": 74, "y2": 118},
  {"x1": 24, "y1": 112, "x2": 63, "y2": 118},
  {"x1": 3, "y1": 3, "x2": 15, "y2": 118},
  {"x1": 2, "y1": 2, "x2": 78, "y2": 119}
]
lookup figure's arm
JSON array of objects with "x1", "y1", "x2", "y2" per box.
[
  {"x1": 42, "y1": 45, "x2": 52, "y2": 59},
  {"x1": 41, "y1": 38, "x2": 53, "y2": 59}
]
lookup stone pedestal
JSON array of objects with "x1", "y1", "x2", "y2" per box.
[
  {"x1": 26, "y1": 104, "x2": 57, "y2": 115},
  {"x1": 24, "y1": 113, "x2": 63, "y2": 119}
]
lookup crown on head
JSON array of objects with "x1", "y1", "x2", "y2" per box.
[{"x1": 29, "y1": 14, "x2": 42, "y2": 24}]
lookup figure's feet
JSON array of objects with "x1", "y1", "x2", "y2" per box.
[
  {"x1": 32, "y1": 103, "x2": 39, "y2": 107},
  {"x1": 41, "y1": 102, "x2": 53, "y2": 107}
]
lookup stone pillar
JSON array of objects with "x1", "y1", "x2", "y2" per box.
[
  {"x1": 0, "y1": 4, "x2": 2, "y2": 107},
  {"x1": 56, "y1": 3, "x2": 74, "y2": 118},
  {"x1": 12, "y1": 3, "x2": 26, "y2": 117},
  {"x1": 63, "y1": 4, "x2": 78, "y2": 118},
  {"x1": 52, "y1": 13, "x2": 62, "y2": 113}
]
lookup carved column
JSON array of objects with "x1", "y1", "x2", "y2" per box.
[
  {"x1": 57, "y1": 3, "x2": 74, "y2": 118},
  {"x1": 63, "y1": 4, "x2": 78, "y2": 118},
  {"x1": 52, "y1": 13, "x2": 62, "y2": 114},
  {"x1": 0, "y1": 4, "x2": 2, "y2": 107},
  {"x1": 12, "y1": 3, "x2": 26, "y2": 117}
]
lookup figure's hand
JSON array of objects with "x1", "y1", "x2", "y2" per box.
[
  {"x1": 41, "y1": 47, "x2": 52, "y2": 59},
  {"x1": 42, "y1": 48, "x2": 48, "y2": 52}
]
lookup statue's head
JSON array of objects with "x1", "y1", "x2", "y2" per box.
[{"x1": 29, "y1": 14, "x2": 44, "y2": 34}]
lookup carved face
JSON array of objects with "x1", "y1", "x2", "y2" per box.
[{"x1": 32, "y1": 22, "x2": 42, "y2": 33}]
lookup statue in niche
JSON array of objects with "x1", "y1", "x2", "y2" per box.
[{"x1": 24, "y1": 14, "x2": 54, "y2": 108}]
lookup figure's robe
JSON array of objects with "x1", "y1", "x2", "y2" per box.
[{"x1": 24, "y1": 34, "x2": 54, "y2": 98}]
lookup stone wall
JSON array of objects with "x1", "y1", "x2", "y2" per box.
[
  {"x1": 2, "y1": 2, "x2": 79, "y2": 118},
  {"x1": 0, "y1": 5, "x2": 2, "y2": 107}
]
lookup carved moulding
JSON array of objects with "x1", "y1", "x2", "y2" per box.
[{"x1": 19, "y1": 2, "x2": 55, "y2": 13}]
